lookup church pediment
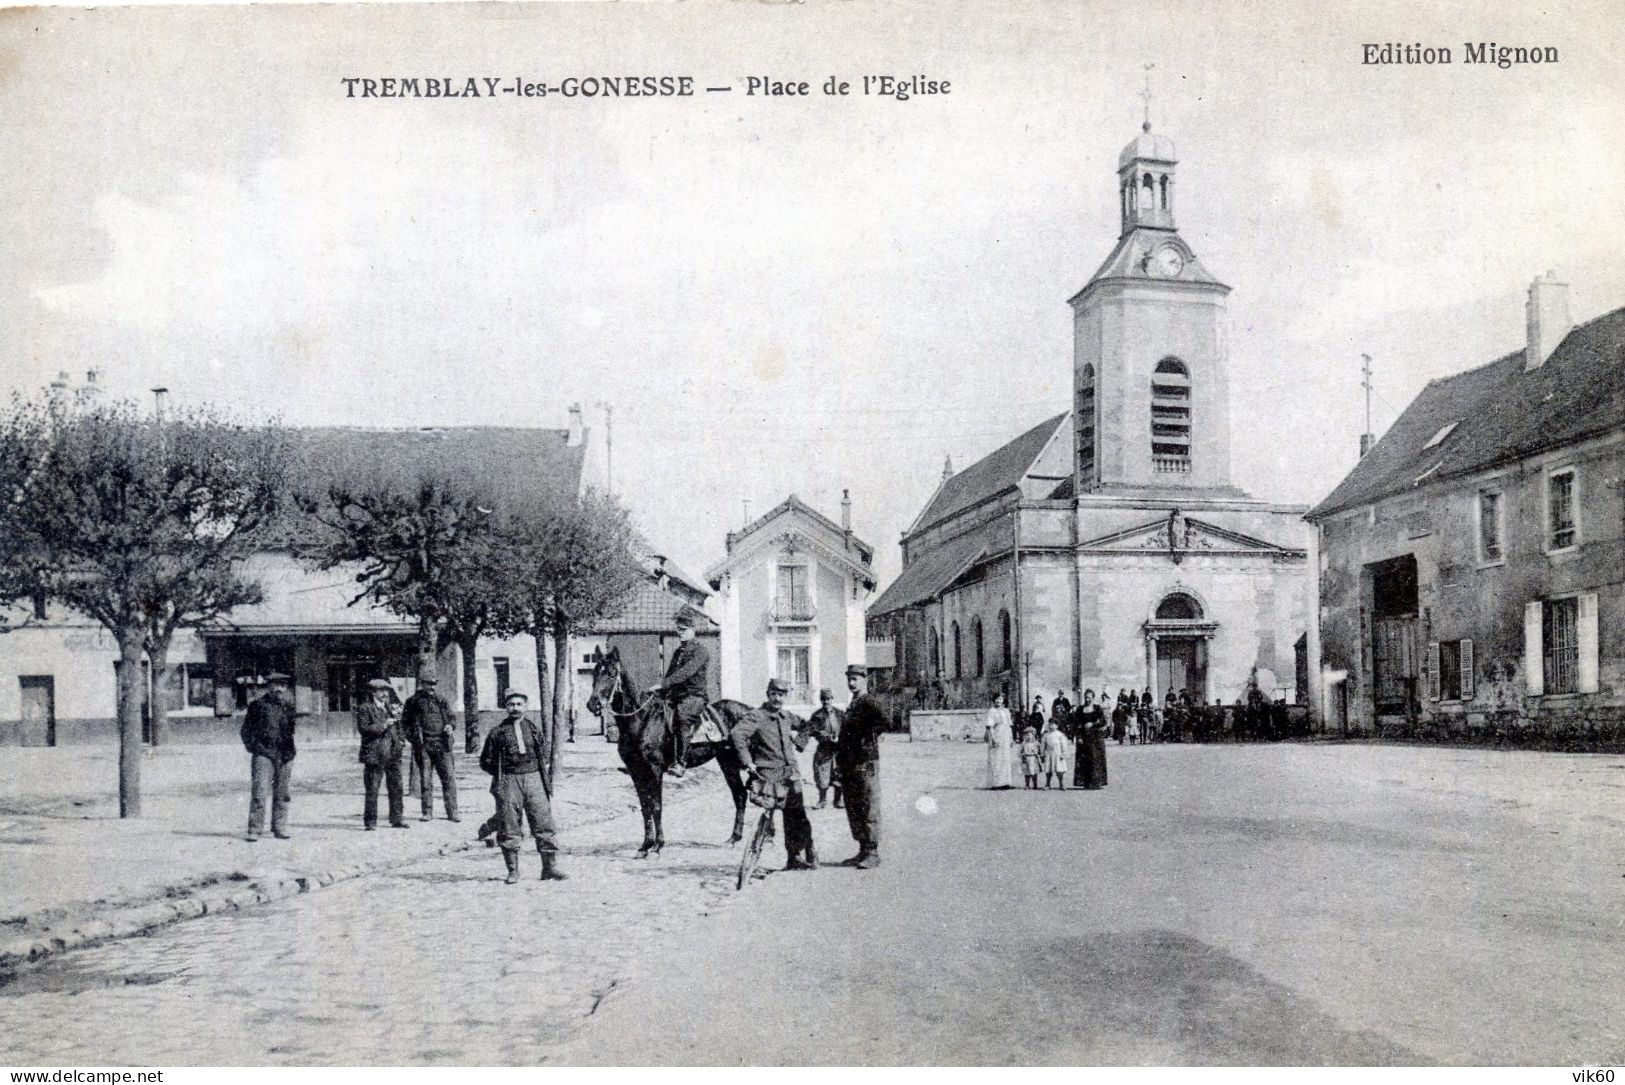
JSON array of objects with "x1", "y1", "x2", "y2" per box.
[{"x1": 1080, "y1": 512, "x2": 1303, "y2": 562}]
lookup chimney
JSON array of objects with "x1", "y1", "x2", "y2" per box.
[
  {"x1": 941, "y1": 455, "x2": 954, "y2": 484},
  {"x1": 1524, "y1": 270, "x2": 1571, "y2": 372},
  {"x1": 1359, "y1": 433, "x2": 1374, "y2": 458},
  {"x1": 652, "y1": 554, "x2": 668, "y2": 587},
  {"x1": 152, "y1": 387, "x2": 169, "y2": 422},
  {"x1": 841, "y1": 489, "x2": 852, "y2": 530},
  {"x1": 566, "y1": 402, "x2": 584, "y2": 447},
  {"x1": 78, "y1": 368, "x2": 103, "y2": 403}
]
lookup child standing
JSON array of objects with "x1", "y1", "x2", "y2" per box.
[
  {"x1": 1019, "y1": 726, "x2": 1042, "y2": 789},
  {"x1": 1040, "y1": 719, "x2": 1068, "y2": 790}
]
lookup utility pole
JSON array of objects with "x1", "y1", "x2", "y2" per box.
[
  {"x1": 593, "y1": 400, "x2": 614, "y2": 495},
  {"x1": 1359, "y1": 354, "x2": 1375, "y2": 457},
  {"x1": 152, "y1": 387, "x2": 169, "y2": 460}
]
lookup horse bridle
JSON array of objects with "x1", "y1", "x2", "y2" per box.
[{"x1": 600, "y1": 663, "x2": 663, "y2": 720}]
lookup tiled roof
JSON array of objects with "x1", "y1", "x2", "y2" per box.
[
  {"x1": 586, "y1": 577, "x2": 717, "y2": 635},
  {"x1": 868, "y1": 528, "x2": 994, "y2": 617},
  {"x1": 1308, "y1": 306, "x2": 1625, "y2": 519},
  {"x1": 266, "y1": 426, "x2": 586, "y2": 547},
  {"x1": 910, "y1": 413, "x2": 1069, "y2": 535}
]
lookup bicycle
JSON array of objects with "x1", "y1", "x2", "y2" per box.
[{"x1": 736, "y1": 772, "x2": 786, "y2": 890}]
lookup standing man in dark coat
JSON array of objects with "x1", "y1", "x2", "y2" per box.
[
  {"x1": 648, "y1": 610, "x2": 710, "y2": 778},
  {"x1": 730, "y1": 677, "x2": 817, "y2": 870},
  {"x1": 837, "y1": 664, "x2": 887, "y2": 869},
  {"x1": 479, "y1": 690, "x2": 563, "y2": 884},
  {"x1": 356, "y1": 678, "x2": 408, "y2": 831},
  {"x1": 402, "y1": 673, "x2": 459, "y2": 822},
  {"x1": 241, "y1": 672, "x2": 297, "y2": 842},
  {"x1": 796, "y1": 688, "x2": 844, "y2": 809}
]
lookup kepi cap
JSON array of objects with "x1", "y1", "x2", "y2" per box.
[
  {"x1": 503, "y1": 690, "x2": 529, "y2": 704},
  {"x1": 264, "y1": 672, "x2": 292, "y2": 685},
  {"x1": 766, "y1": 678, "x2": 792, "y2": 694},
  {"x1": 366, "y1": 678, "x2": 392, "y2": 691},
  {"x1": 417, "y1": 674, "x2": 439, "y2": 686},
  {"x1": 844, "y1": 664, "x2": 868, "y2": 678},
  {"x1": 818, "y1": 687, "x2": 833, "y2": 700},
  {"x1": 674, "y1": 610, "x2": 699, "y2": 629}
]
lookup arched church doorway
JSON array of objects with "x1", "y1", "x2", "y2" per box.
[{"x1": 1151, "y1": 593, "x2": 1209, "y2": 703}]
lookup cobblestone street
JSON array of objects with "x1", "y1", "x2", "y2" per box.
[{"x1": 2, "y1": 739, "x2": 1623, "y2": 1065}]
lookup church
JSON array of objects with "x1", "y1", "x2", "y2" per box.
[{"x1": 867, "y1": 119, "x2": 1313, "y2": 715}]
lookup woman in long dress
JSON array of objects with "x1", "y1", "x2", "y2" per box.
[
  {"x1": 1073, "y1": 689, "x2": 1109, "y2": 789},
  {"x1": 983, "y1": 692, "x2": 1014, "y2": 789}
]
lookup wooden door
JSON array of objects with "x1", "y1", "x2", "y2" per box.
[{"x1": 19, "y1": 676, "x2": 56, "y2": 747}]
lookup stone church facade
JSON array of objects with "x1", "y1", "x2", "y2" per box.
[{"x1": 868, "y1": 122, "x2": 1312, "y2": 714}]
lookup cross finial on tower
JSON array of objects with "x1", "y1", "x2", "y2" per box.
[{"x1": 1140, "y1": 63, "x2": 1155, "y2": 131}]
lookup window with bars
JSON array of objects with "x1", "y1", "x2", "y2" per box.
[
  {"x1": 1477, "y1": 490, "x2": 1503, "y2": 563},
  {"x1": 1543, "y1": 597, "x2": 1579, "y2": 694},
  {"x1": 1150, "y1": 358, "x2": 1191, "y2": 473},
  {"x1": 1548, "y1": 469, "x2": 1577, "y2": 550},
  {"x1": 1077, "y1": 366, "x2": 1096, "y2": 483}
]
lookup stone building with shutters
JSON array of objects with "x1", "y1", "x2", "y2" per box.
[
  {"x1": 1308, "y1": 275, "x2": 1625, "y2": 745},
  {"x1": 866, "y1": 121, "x2": 1312, "y2": 715}
]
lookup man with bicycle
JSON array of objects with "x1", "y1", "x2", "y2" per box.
[{"x1": 728, "y1": 677, "x2": 817, "y2": 871}]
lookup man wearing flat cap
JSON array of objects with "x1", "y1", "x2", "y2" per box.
[
  {"x1": 241, "y1": 672, "x2": 297, "y2": 842},
  {"x1": 479, "y1": 689, "x2": 563, "y2": 884},
  {"x1": 402, "y1": 672, "x2": 459, "y2": 822},
  {"x1": 356, "y1": 677, "x2": 408, "y2": 831},
  {"x1": 837, "y1": 664, "x2": 887, "y2": 869},
  {"x1": 648, "y1": 609, "x2": 710, "y2": 778},
  {"x1": 729, "y1": 678, "x2": 817, "y2": 870}
]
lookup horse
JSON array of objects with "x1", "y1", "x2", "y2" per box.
[{"x1": 587, "y1": 646, "x2": 752, "y2": 858}]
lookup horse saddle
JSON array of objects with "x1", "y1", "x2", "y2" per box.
[
  {"x1": 746, "y1": 773, "x2": 790, "y2": 810},
  {"x1": 691, "y1": 704, "x2": 726, "y2": 744}
]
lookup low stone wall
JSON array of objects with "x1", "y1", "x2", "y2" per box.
[
  {"x1": 907, "y1": 708, "x2": 986, "y2": 742},
  {"x1": 1368, "y1": 704, "x2": 1625, "y2": 753}
]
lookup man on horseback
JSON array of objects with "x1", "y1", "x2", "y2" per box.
[{"x1": 648, "y1": 610, "x2": 710, "y2": 777}]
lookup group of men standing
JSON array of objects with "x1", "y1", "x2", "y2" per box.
[{"x1": 721, "y1": 664, "x2": 888, "y2": 872}]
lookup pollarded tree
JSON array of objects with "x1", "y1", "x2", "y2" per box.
[
  {"x1": 436, "y1": 529, "x2": 533, "y2": 753},
  {"x1": 298, "y1": 473, "x2": 496, "y2": 670},
  {"x1": 0, "y1": 394, "x2": 292, "y2": 815},
  {"x1": 513, "y1": 490, "x2": 645, "y2": 789}
]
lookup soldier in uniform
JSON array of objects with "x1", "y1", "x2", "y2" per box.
[
  {"x1": 479, "y1": 690, "x2": 564, "y2": 884},
  {"x1": 647, "y1": 610, "x2": 710, "y2": 778},
  {"x1": 729, "y1": 678, "x2": 817, "y2": 870},
  {"x1": 796, "y1": 688, "x2": 844, "y2": 809},
  {"x1": 241, "y1": 672, "x2": 297, "y2": 842},
  {"x1": 402, "y1": 672, "x2": 459, "y2": 822},
  {"x1": 356, "y1": 677, "x2": 408, "y2": 831},
  {"x1": 837, "y1": 664, "x2": 888, "y2": 869}
]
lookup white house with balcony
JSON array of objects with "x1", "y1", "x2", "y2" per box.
[{"x1": 705, "y1": 493, "x2": 877, "y2": 716}]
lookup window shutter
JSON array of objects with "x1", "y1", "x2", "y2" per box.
[
  {"x1": 1524, "y1": 601, "x2": 1544, "y2": 695},
  {"x1": 1425, "y1": 641, "x2": 1440, "y2": 701},
  {"x1": 1577, "y1": 593, "x2": 1600, "y2": 694},
  {"x1": 1460, "y1": 639, "x2": 1475, "y2": 700}
]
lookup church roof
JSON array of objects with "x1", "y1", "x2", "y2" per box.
[
  {"x1": 1119, "y1": 125, "x2": 1176, "y2": 168},
  {"x1": 1070, "y1": 229, "x2": 1228, "y2": 302},
  {"x1": 908, "y1": 413, "x2": 1071, "y2": 535},
  {"x1": 1308, "y1": 305, "x2": 1625, "y2": 520},
  {"x1": 868, "y1": 528, "x2": 991, "y2": 617}
]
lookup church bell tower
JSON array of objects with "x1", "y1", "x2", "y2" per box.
[{"x1": 1070, "y1": 114, "x2": 1235, "y2": 496}]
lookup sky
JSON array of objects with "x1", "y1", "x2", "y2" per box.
[{"x1": 3, "y1": 0, "x2": 1623, "y2": 589}]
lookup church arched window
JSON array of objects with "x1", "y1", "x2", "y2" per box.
[
  {"x1": 1156, "y1": 593, "x2": 1202, "y2": 620},
  {"x1": 929, "y1": 627, "x2": 940, "y2": 677},
  {"x1": 1142, "y1": 172, "x2": 1155, "y2": 209},
  {"x1": 999, "y1": 609, "x2": 1012, "y2": 672},
  {"x1": 1077, "y1": 364, "x2": 1096, "y2": 485},
  {"x1": 972, "y1": 617, "x2": 984, "y2": 677},
  {"x1": 1159, "y1": 174, "x2": 1170, "y2": 210},
  {"x1": 1151, "y1": 357, "x2": 1191, "y2": 474},
  {"x1": 951, "y1": 621, "x2": 962, "y2": 679}
]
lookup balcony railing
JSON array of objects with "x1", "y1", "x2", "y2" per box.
[
  {"x1": 1153, "y1": 455, "x2": 1191, "y2": 474},
  {"x1": 771, "y1": 599, "x2": 817, "y2": 623}
]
